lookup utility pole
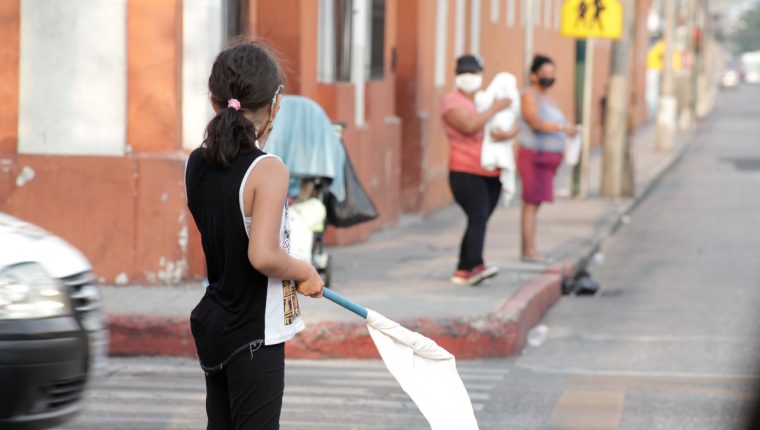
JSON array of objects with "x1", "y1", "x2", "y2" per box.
[
  {"x1": 684, "y1": 0, "x2": 697, "y2": 123},
  {"x1": 656, "y1": 0, "x2": 677, "y2": 153},
  {"x1": 691, "y1": 0, "x2": 703, "y2": 118},
  {"x1": 601, "y1": 0, "x2": 636, "y2": 197}
]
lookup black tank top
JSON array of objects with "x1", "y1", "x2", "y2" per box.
[{"x1": 185, "y1": 147, "x2": 303, "y2": 372}]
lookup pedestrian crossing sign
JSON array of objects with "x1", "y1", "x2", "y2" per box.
[{"x1": 560, "y1": 0, "x2": 623, "y2": 40}]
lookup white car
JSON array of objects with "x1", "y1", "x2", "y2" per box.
[
  {"x1": 0, "y1": 212, "x2": 107, "y2": 429},
  {"x1": 721, "y1": 70, "x2": 740, "y2": 89}
]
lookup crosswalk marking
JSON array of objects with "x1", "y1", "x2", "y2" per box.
[
  {"x1": 57, "y1": 358, "x2": 508, "y2": 429},
  {"x1": 320, "y1": 377, "x2": 498, "y2": 391}
]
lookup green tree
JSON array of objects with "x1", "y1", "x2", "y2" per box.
[{"x1": 731, "y1": 4, "x2": 760, "y2": 54}]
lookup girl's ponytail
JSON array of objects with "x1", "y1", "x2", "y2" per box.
[
  {"x1": 203, "y1": 102, "x2": 257, "y2": 167},
  {"x1": 202, "y1": 41, "x2": 284, "y2": 168}
]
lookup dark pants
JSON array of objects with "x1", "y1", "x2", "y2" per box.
[
  {"x1": 449, "y1": 172, "x2": 502, "y2": 271},
  {"x1": 204, "y1": 343, "x2": 285, "y2": 430}
]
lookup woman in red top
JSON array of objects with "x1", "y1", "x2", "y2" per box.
[{"x1": 441, "y1": 55, "x2": 518, "y2": 285}]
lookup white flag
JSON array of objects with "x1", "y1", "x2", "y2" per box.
[{"x1": 365, "y1": 310, "x2": 479, "y2": 430}]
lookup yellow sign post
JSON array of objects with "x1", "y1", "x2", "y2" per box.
[
  {"x1": 648, "y1": 40, "x2": 690, "y2": 71},
  {"x1": 561, "y1": 0, "x2": 623, "y2": 197},
  {"x1": 561, "y1": 0, "x2": 623, "y2": 40}
]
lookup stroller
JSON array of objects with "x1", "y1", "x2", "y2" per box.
[{"x1": 266, "y1": 96, "x2": 378, "y2": 287}]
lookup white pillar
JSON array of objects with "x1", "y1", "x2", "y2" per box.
[
  {"x1": 455, "y1": 0, "x2": 466, "y2": 57},
  {"x1": 434, "y1": 0, "x2": 449, "y2": 87},
  {"x1": 317, "y1": 0, "x2": 337, "y2": 82},
  {"x1": 470, "y1": 0, "x2": 481, "y2": 55},
  {"x1": 490, "y1": 0, "x2": 500, "y2": 23},
  {"x1": 182, "y1": 0, "x2": 223, "y2": 150},
  {"x1": 524, "y1": 0, "x2": 534, "y2": 82},
  {"x1": 351, "y1": 0, "x2": 369, "y2": 127}
]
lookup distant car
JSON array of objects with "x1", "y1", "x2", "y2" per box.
[
  {"x1": 721, "y1": 70, "x2": 740, "y2": 89},
  {"x1": 0, "y1": 213, "x2": 107, "y2": 429},
  {"x1": 741, "y1": 51, "x2": 760, "y2": 84},
  {"x1": 745, "y1": 69, "x2": 760, "y2": 84}
]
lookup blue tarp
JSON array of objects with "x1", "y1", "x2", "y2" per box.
[{"x1": 265, "y1": 95, "x2": 346, "y2": 201}]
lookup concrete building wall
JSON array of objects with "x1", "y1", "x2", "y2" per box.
[
  {"x1": 0, "y1": 0, "x2": 653, "y2": 285},
  {"x1": 18, "y1": 0, "x2": 127, "y2": 156},
  {"x1": 0, "y1": 0, "x2": 200, "y2": 285},
  {"x1": 0, "y1": 1, "x2": 20, "y2": 156},
  {"x1": 398, "y1": 0, "x2": 586, "y2": 214},
  {"x1": 252, "y1": 0, "x2": 402, "y2": 245}
]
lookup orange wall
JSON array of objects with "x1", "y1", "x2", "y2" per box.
[
  {"x1": 127, "y1": 0, "x2": 183, "y2": 153},
  {"x1": 397, "y1": 0, "x2": 422, "y2": 212},
  {"x1": 0, "y1": 154, "x2": 202, "y2": 284},
  {"x1": 256, "y1": 0, "x2": 402, "y2": 245},
  {"x1": 0, "y1": 0, "x2": 655, "y2": 285},
  {"x1": 0, "y1": 0, "x2": 19, "y2": 154},
  {"x1": 0, "y1": 0, "x2": 203, "y2": 285},
  {"x1": 257, "y1": 0, "x2": 303, "y2": 94},
  {"x1": 401, "y1": 0, "x2": 585, "y2": 214}
]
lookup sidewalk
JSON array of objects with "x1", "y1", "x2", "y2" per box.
[{"x1": 105, "y1": 124, "x2": 688, "y2": 360}]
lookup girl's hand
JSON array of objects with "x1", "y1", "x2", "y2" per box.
[
  {"x1": 297, "y1": 266, "x2": 324, "y2": 298},
  {"x1": 565, "y1": 123, "x2": 579, "y2": 137}
]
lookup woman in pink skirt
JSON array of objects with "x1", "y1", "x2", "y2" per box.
[{"x1": 518, "y1": 55, "x2": 578, "y2": 262}]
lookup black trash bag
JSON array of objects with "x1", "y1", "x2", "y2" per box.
[
  {"x1": 325, "y1": 149, "x2": 379, "y2": 228},
  {"x1": 573, "y1": 269, "x2": 600, "y2": 296},
  {"x1": 561, "y1": 275, "x2": 576, "y2": 295}
]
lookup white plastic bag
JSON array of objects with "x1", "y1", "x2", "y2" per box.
[
  {"x1": 564, "y1": 125, "x2": 582, "y2": 166},
  {"x1": 287, "y1": 208, "x2": 314, "y2": 263}
]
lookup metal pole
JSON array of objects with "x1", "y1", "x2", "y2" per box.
[
  {"x1": 601, "y1": 0, "x2": 635, "y2": 197},
  {"x1": 578, "y1": 39, "x2": 594, "y2": 199},
  {"x1": 691, "y1": 0, "x2": 702, "y2": 118},
  {"x1": 323, "y1": 288, "x2": 369, "y2": 319},
  {"x1": 656, "y1": 0, "x2": 677, "y2": 153}
]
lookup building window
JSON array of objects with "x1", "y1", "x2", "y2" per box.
[
  {"x1": 335, "y1": 0, "x2": 354, "y2": 81},
  {"x1": 223, "y1": 0, "x2": 249, "y2": 41},
  {"x1": 369, "y1": 0, "x2": 385, "y2": 79},
  {"x1": 318, "y1": 0, "x2": 385, "y2": 83}
]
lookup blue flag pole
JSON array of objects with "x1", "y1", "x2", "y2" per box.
[{"x1": 322, "y1": 289, "x2": 369, "y2": 319}]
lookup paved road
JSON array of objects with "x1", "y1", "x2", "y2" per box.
[
  {"x1": 490, "y1": 83, "x2": 760, "y2": 429},
  {"x1": 57, "y1": 357, "x2": 508, "y2": 430},
  {"x1": 58, "y1": 85, "x2": 760, "y2": 429}
]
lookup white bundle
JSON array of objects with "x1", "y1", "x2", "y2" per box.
[{"x1": 474, "y1": 72, "x2": 521, "y2": 206}]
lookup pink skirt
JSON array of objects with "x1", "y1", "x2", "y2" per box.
[{"x1": 517, "y1": 147, "x2": 563, "y2": 204}]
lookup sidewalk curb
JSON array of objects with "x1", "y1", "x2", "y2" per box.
[
  {"x1": 105, "y1": 132, "x2": 692, "y2": 360},
  {"x1": 105, "y1": 268, "x2": 563, "y2": 360}
]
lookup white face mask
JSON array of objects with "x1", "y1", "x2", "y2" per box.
[{"x1": 455, "y1": 73, "x2": 483, "y2": 93}]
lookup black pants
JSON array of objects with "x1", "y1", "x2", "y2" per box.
[
  {"x1": 205, "y1": 343, "x2": 285, "y2": 430},
  {"x1": 449, "y1": 172, "x2": 502, "y2": 271}
]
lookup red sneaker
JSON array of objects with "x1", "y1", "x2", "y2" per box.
[
  {"x1": 450, "y1": 270, "x2": 471, "y2": 285},
  {"x1": 451, "y1": 265, "x2": 499, "y2": 286},
  {"x1": 469, "y1": 264, "x2": 499, "y2": 284}
]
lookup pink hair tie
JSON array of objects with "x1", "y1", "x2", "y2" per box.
[{"x1": 227, "y1": 98, "x2": 241, "y2": 111}]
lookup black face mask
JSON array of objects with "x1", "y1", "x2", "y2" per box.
[{"x1": 538, "y1": 77, "x2": 556, "y2": 88}]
